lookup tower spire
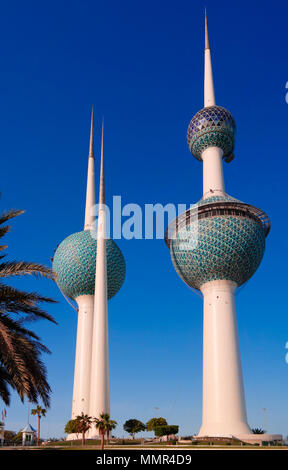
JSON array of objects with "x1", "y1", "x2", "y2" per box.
[
  {"x1": 84, "y1": 108, "x2": 96, "y2": 230},
  {"x1": 89, "y1": 106, "x2": 94, "y2": 158},
  {"x1": 204, "y1": 9, "x2": 216, "y2": 107},
  {"x1": 99, "y1": 119, "x2": 105, "y2": 205},
  {"x1": 205, "y1": 8, "x2": 210, "y2": 50}
]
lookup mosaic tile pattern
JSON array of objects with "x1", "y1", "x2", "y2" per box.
[
  {"x1": 52, "y1": 231, "x2": 126, "y2": 300},
  {"x1": 197, "y1": 194, "x2": 241, "y2": 206},
  {"x1": 187, "y1": 106, "x2": 236, "y2": 161},
  {"x1": 170, "y1": 208, "x2": 266, "y2": 290}
]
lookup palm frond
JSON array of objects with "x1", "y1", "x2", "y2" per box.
[
  {"x1": 0, "y1": 209, "x2": 24, "y2": 226},
  {"x1": 0, "y1": 365, "x2": 15, "y2": 405},
  {"x1": 0, "y1": 285, "x2": 57, "y2": 323},
  {"x1": 0, "y1": 261, "x2": 55, "y2": 280},
  {"x1": 0, "y1": 226, "x2": 10, "y2": 239},
  {"x1": 0, "y1": 328, "x2": 51, "y2": 407},
  {"x1": 0, "y1": 313, "x2": 40, "y2": 340},
  {"x1": 0, "y1": 204, "x2": 55, "y2": 408}
]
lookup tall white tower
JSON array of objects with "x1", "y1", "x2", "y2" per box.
[
  {"x1": 165, "y1": 12, "x2": 270, "y2": 438},
  {"x1": 69, "y1": 110, "x2": 96, "y2": 419},
  {"x1": 89, "y1": 123, "x2": 110, "y2": 436},
  {"x1": 52, "y1": 113, "x2": 125, "y2": 438}
]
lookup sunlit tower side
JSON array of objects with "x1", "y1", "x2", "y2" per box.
[{"x1": 89, "y1": 122, "x2": 110, "y2": 435}]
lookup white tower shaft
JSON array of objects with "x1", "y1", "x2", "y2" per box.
[
  {"x1": 71, "y1": 295, "x2": 94, "y2": 419},
  {"x1": 202, "y1": 10, "x2": 225, "y2": 199},
  {"x1": 89, "y1": 122, "x2": 110, "y2": 433},
  {"x1": 199, "y1": 280, "x2": 251, "y2": 437},
  {"x1": 202, "y1": 147, "x2": 225, "y2": 197},
  {"x1": 68, "y1": 110, "x2": 95, "y2": 434}
]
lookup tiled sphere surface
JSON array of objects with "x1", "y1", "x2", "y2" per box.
[
  {"x1": 169, "y1": 199, "x2": 266, "y2": 290},
  {"x1": 52, "y1": 231, "x2": 125, "y2": 300},
  {"x1": 187, "y1": 106, "x2": 236, "y2": 161},
  {"x1": 198, "y1": 194, "x2": 240, "y2": 206}
]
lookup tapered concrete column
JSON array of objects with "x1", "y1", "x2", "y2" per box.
[
  {"x1": 202, "y1": 147, "x2": 225, "y2": 198},
  {"x1": 71, "y1": 295, "x2": 94, "y2": 419},
  {"x1": 198, "y1": 280, "x2": 251, "y2": 437},
  {"x1": 89, "y1": 121, "x2": 109, "y2": 437},
  {"x1": 89, "y1": 213, "x2": 109, "y2": 419},
  {"x1": 204, "y1": 48, "x2": 215, "y2": 106},
  {"x1": 84, "y1": 157, "x2": 95, "y2": 230}
]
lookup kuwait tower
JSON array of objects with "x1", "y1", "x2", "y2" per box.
[
  {"x1": 165, "y1": 12, "x2": 270, "y2": 438},
  {"x1": 52, "y1": 111, "x2": 125, "y2": 437}
]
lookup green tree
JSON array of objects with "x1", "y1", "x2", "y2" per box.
[
  {"x1": 154, "y1": 425, "x2": 179, "y2": 438},
  {"x1": 3, "y1": 430, "x2": 16, "y2": 445},
  {"x1": 0, "y1": 208, "x2": 56, "y2": 407},
  {"x1": 94, "y1": 413, "x2": 117, "y2": 450},
  {"x1": 252, "y1": 428, "x2": 265, "y2": 434},
  {"x1": 31, "y1": 405, "x2": 46, "y2": 446},
  {"x1": 123, "y1": 419, "x2": 146, "y2": 439},
  {"x1": 64, "y1": 419, "x2": 81, "y2": 436},
  {"x1": 146, "y1": 417, "x2": 168, "y2": 434},
  {"x1": 12, "y1": 430, "x2": 23, "y2": 445},
  {"x1": 75, "y1": 413, "x2": 92, "y2": 446}
]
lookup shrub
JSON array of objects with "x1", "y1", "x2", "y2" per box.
[{"x1": 154, "y1": 425, "x2": 179, "y2": 437}]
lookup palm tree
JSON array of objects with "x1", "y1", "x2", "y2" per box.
[
  {"x1": 94, "y1": 413, "x2": 117, "y2": 450},
  {"x1": 0, "y1": 208, "x2": 56, "y2": 407},
  {"x1": 75, "y1": 413, "x2": 93, "y2": 446},
  {"x1": 31, "y1": 405, "x2": 46, "y2": 446}
]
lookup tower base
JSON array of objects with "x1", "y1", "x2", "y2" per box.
[
  {"x1": 198, "y1": 420, "x2": 251, "y2": 438},
  {"x1": 66, "y1": 433, "x2": 81, "y2": 441},
  {"x1": 195, "y1": 433, "x2": 282, "y2": 445},
  {"x1": 199, "y1": 280, "x2": 251, "y2": 437},
  {"x1": 66, "y1": 429, "x2": 103, "y2": 441}
]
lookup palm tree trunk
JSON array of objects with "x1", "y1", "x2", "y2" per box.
[
  {"x1": 82, "y1": 431, "x2": 85, "y2": 446},
  {"x1": 100, "y1": 432, "x2": 104, "y2": 450}
]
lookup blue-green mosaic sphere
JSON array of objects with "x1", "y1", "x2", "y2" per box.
[
  {"x1": 52, "y1": 231, "x2": 125, "y2": 300},
  {"x1": 187, "y1": 106, "x2": 236, "y2": 161},
  {"x1": 169, "y1": 196, "x2": 266, "y2": 290}
]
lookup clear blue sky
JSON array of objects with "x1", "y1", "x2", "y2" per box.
[{"x1": 1, "y1": 0, "x2": 287, "y2": 439}]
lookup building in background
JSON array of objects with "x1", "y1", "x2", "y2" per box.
[{"x1": 21, "y1": 423, "x2": 36, "y2": 446}]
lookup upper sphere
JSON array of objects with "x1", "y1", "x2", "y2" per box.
[
  {"x1": 52, "y1": 231, "x2": 126, "y2": 300},
  {"x1": 187, "y1": 106, "x2": 236, "y2": 161}
]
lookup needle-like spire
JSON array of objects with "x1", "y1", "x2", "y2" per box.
[
  {"x1": 204, "y1": 9, "x2": 216, "y2": 107},
  {"x1": 205, "y1": 8, "x2": 210, "y2": 50},
  {"x1": 89, "y1": 106, "x2": 94, "y2": 158},
  {"x1": 99, "y1": 119, "x2": 105, "y2": 205},
  {"x1": 84, "y1": 108, "x2": 96, "y2": 230}
]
